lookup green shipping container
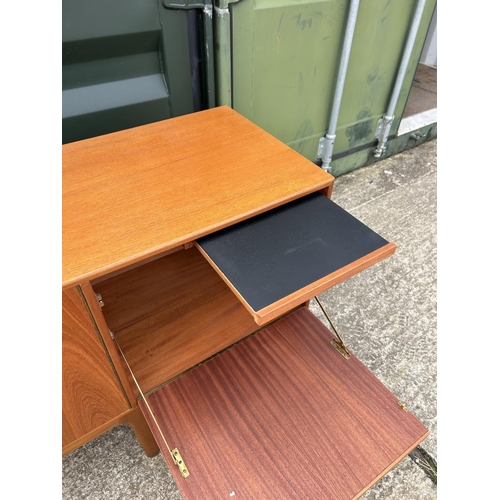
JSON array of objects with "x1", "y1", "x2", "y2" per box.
[{"x1": 62, "y1": 0, "x2": 437, "y2": 174}]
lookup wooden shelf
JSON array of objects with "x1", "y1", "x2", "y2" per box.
[
  {"x1": 140, "y1": 307, "x2": 429, "y2": 500},
  {"x1": 93, "y1": 248, "x2": 263, "y2": 396}
]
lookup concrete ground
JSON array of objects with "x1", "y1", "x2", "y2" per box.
[{"x1": 62, "y1": 139, "x2": 437, "y2": 499}]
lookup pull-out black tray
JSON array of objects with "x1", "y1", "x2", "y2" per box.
[{"x1": 196, "y1": 192, "x2": 395, "y2": 324}]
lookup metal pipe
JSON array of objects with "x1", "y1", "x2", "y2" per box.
[
  {"x1": 202, "y1": 2, "x2": 216, "y2": 108},
  {"x1": 317, "y1": 0, "x2": 360, "y2": 173},
  {"x1": 214, "y1": 0, "x2": 234, "y2": 107},
  {"x1": 374, "y1": 0, "x2": 427, "y2": 158}
]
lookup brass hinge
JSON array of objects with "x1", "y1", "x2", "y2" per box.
[
  {"x1": 398, "y1": 401, "x2": 409, "y2": 411},
  {"x1": 171, "y1": 448, "x2": 190, "y2": 478},
  {"x1": 314, "y1": 296, "x2": 351, "y2": 359},
  {"x1": 329, "y1": 338, "x2": 351, "y2": 359}
]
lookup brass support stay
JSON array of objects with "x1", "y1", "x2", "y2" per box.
[
  {"x1": 110, "y1": 330, "x2": 190, "y2": 478},
  {"x1": 313, "y1": 296, "x2": 351, "y2": 359}
]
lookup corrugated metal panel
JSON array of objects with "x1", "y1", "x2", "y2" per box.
[
  {"x1": 231, "y1": 0, "x2": 436, "y2": 171},
  {"x1": 62, "y1": 0, "x2": 203, "y2": 143},
  {"x1": 61, "y1": 0, "x2": 437, "y2": 173}
]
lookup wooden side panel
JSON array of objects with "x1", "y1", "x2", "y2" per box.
[
  {"x1": 62, "y1": 287, "x2": 130, "y2": 450},
  {"x1": 95, "y1": 248, "x2": 261, "y2": 396},
  {"x1": 141, "y1": 308, "x2": 428, "y2": 500}
]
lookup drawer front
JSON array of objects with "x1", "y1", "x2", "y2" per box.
[
  {"x1": 138, "y1": 307, "x2": 428, "y2": 500},
  {"x1": 197, "y1": 192, "x2": 396, "y2": 325}
]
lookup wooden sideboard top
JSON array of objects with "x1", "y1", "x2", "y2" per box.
[{"x1": 63, "y1": 106, "x2": 332, "y2": 289}]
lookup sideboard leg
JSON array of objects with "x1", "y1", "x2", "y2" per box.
[{"x1": 122, "y1": 406, "x2": 160, "y2": 458}]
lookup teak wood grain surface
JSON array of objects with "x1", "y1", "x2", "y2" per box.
[
  {"x1": 63, "y1": 106, "x2": 332, "y2": 289},
  {"x1": 140, "y1": 307, "x2": 428, "y2": 500},
  {"x1": 62, "y1": 287, "x2": 130, "y2": 450}
]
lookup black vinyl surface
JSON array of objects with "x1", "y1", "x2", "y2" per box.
[{"x1": 197, "y1": 193, "x2": 389, "y2": 312}]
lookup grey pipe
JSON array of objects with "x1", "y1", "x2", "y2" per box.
[
  {"x1": 214, "y1": 0, "x2": 241, "y2": 107},
  {"x1": 374, "y1": 0, "x2": 427, "y2": 158},
  {"x1": 203, "y1": 2, "x2": 216, "y2": 109},
  {"x1": 317, "y1": 0, "x2": 360, "y2": 172}
]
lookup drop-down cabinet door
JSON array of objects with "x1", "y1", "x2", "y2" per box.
[
  {"x1": 140, "y1": 307, "x2": 429, "y2": 500},
  {"x1": 196, "y1": 191, "x2": 397, "y2": 325}
]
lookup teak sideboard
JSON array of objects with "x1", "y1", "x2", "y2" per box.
[{"x1": 62, "y1": 106, "x2": 429, "y2": 499}]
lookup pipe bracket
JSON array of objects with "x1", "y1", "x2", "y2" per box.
[
  {"x1": 374, "y1": 115, "x2": 394, "y2": 158},
  {"x1": 317, "y1": 136, "x2": 335, "y2": 172}
]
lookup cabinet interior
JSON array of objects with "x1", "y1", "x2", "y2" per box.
[
  {"x1": 91, "y1": 192, "x2": 395, "y2": 399},
  {"x1": 92, "y1": 247, "x2": 268, "y2": 397},
  {"x1": 86, "y1": 201, "x2": 427, "y2": 500}
]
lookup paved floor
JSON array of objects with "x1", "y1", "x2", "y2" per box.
[
  {"x1": 62, "y1": 139, "x2": 437, "y2": 499},
  {"x1": 402, "y1": 63, "x2": 437, "y2": 118}
]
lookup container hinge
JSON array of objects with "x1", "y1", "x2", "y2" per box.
[
  {"x1": 398, "y1": 401, "x2": 409, "y2": 411},
  {"x1": 171, "y1": 448, "x2": 190, "y2": 478},
  {"x1": 314, "y1": 296, "x2": 351, "y2": 359},
  {"x1": 95, "y1": 293, "x2": 104, "y2": 308}
]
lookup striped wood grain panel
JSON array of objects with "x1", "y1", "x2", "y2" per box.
[
  {"x1": 62, "y1": 287, "x2": 130, "y2": 449},
  {"x1": 140, "y1": 307, "x2": 428, "y2": 499}
]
